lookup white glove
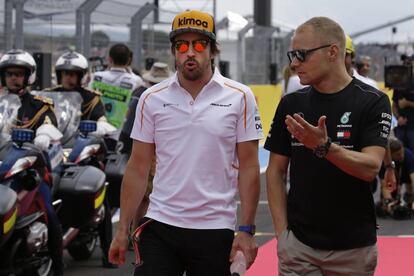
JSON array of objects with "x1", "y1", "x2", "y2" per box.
[
  {"x1": 34, "y1": 124, "x2": 63, "y2": 150},
  {"x1": 91, "y1": 121, "x2": 117, "y2": 137},
  {"x1": 36, "y1": 124, "x2": 63, "y2": 141},
  {"x1": 34, "y1": 134, "x2": 51, "y2": 151}
]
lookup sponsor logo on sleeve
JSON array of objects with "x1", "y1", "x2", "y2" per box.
[{"x1": 379, "y1": 112, "x2": 392, "y2": 138}]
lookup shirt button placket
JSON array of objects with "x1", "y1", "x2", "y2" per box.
[{"x1": 189, "y1": 100, "x2": 195, "y2": 122}]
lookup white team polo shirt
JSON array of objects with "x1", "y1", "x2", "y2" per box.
[
  {"x1": 89, "y1": 67, "x2": 143, "y2": 92},
  {"x1": 130, "y1": 69, "x2": 263, "y2": 230}
]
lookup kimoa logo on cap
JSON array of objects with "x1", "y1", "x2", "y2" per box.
[{"x1": 178, "y1": 17, "x2": 209, "y2": 28}]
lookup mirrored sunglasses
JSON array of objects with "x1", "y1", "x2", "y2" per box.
[{"x1": 174, "y1": 39, "x2": 209, "y2": 54}]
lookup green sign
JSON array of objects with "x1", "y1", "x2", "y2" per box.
[{"x1": 91, "y1": 81, "x2": 132, "y2": 128}]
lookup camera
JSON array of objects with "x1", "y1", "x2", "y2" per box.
[
  {"x1": 384, "y1": 54, "x2": 414, "y2": 90},
  {"x1": 384, "y1": 65, "x2": 413, "y2": 90}
]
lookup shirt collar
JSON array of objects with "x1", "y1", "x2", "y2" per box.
[{"x1": 109, "y1": 67, "x2": 128, "y2": 73}]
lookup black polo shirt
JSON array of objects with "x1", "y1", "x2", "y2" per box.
[{"x1": 265, "y1": 78, "x2": 391, "y2": 250}]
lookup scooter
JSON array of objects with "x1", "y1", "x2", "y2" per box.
[
  {"x1": 31, "y1": 91, "x2": 115, "y2": 266},
  {"x1": 0, "y1": 95, "x2": 52, "y2": 275},
  {"x1": 0, "y1": 93, "x2": 108, "y2": 275},
  {"x1": 33, "y1": 91, "x2": 128, "y2": 210}
]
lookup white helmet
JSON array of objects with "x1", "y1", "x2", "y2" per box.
[
  {"x1": 55, "y1": 51, "x2": 88, "y2": 85},
  {"x1": 0, "y1": 49, "x2": 37, "y2": 86}
]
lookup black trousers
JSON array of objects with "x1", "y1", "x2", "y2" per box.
[{"x1": 134, "y1": 219, "x2": 234, "y2": 276}]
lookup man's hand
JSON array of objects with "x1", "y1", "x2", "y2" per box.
[
  {"x1": 384, "y1": 167, "x2": 397, "y2": 192},
  {"x1": 230, "y1": 232, "x2": 258, "y2": 269},
  {"x1": 108, "y1": 230, "x2": 129, "y2": 266},
  {"x1": 399, "y1": 98, "x2": 409, "y2": 109},
  {"x1": 398, "y1": 116, "x2": 408, "y2": 126},
  {"x1": 285, "y1": 114, "x2": 328, "y2": 150}
]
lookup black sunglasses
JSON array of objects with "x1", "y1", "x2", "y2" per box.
[{"x1": 287, "y1": 44, "x2": 332, "y2": 63}]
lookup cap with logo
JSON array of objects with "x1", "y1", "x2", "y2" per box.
[
  {"x1": 345, "y1": 34, "x2": 354, "y2": 54},
  {"x1": 169, "y1": 10, "x2": 216, "y2": 41}
]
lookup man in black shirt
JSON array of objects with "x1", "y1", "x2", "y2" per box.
[{"x1": 265, "y1": 17, "x2": 391, "y2": 275}]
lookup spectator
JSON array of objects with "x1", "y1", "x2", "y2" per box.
[
  {"x1": 392, "y1": 54, "x2": 414, "y2": 153},
  {"x1": 379, "y1": 138, "x2": 414, "y2": 213},
  {"x1": 356, "y1": 55, "x2": 372, "y2": 77},
  {"x1": 345, "y1": 35, "x2": 379, "y2": 89},
  {"x1": 355, "y1": 55, "x2": 378, "y2": 88}
]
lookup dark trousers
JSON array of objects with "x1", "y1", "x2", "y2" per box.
[{"x1": 134, "y1": 219, "x2": 234, "y2": 276}]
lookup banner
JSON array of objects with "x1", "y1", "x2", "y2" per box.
[{"x1": 91, "y1": 81, "x2": 132, "y2": 129}]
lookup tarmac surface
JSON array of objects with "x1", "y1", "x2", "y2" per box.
[{"x1": 63, "y1": 173, "x2": 414, "y2": 275}]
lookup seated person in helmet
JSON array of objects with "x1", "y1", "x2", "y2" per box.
[
  {"x1": 45, "y1": 51, "x2": 117, "y2": 268},
  {"x1": 0, "y1": 49, "x2": 63, "y2": 275},
  {"x1": 46, "y1": 51, "x2": 106, "y2": 123}
]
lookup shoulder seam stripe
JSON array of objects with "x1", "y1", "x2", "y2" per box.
[
  {"x1": 140, "y1": 85, "x2": 169, "y2": 131},
  {"x1": 353, "y1": 83, "x2": 381, "y2": 97},
  {"x1": 224, "y1": 82, "x2": 247, "y2": 130}
]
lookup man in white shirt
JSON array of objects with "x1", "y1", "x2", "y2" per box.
[
  {"x1": 356, "y1": 55, "x2": 379, "y2": 88},
  {"x1": 109, "y1": 9, "x2": 263, "y2": 276},
  {"x1": 344, "y1": 35, "x2": 379, "y2": 89},
  {"x1": 89, "y1": 43, "x2": 143, "y2": 129}
]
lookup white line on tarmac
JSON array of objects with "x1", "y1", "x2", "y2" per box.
[
  {"x1": 237, "y1": 200, "x2": 268, "y2": 205},
  {"x1": 255, "y1": 232, "x2": 275, "y2": 236}
]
